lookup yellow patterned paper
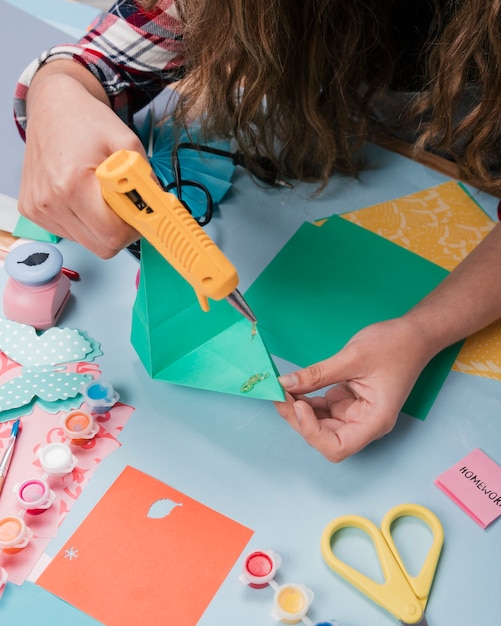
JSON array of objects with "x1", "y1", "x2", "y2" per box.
[{"x1": 342, "y1": 181, "x2": 501, "y2": 380}]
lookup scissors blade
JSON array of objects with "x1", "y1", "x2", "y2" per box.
[{"x1": 401, "y1": 615, "x2": 428, "y2": 626}]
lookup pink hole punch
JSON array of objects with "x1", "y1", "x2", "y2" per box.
[{"x1": 3, "y1": 241, "x2": 71, "y2": 330}]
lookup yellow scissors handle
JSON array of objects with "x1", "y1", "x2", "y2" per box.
[
  {"x1": 380, "y1": 503, "x2": 444, "y2": 605},
  {"x1": 320, "y1": 504, "x2": 443, "y2": 625}
]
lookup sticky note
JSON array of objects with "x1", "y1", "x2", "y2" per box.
[
  {"x1": 435, "y1": 449, "x2": 501, "y2": 528},
  {"x1": 37, "y1": 466, "x2": 253, "y2": 626}
]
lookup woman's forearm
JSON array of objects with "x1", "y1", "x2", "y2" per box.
[
  {"x1": 26, "y1": 60, "x2": 110, "y2": 119},
  {"x1": 404, "y1": 221, "x2": 501, "y2": 356}
]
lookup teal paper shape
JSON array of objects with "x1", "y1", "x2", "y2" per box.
[
  {"x1": 0, "y1": 320, "x2": 97, "y2": 366},
  {"x1": 131, "y1": 240, "x2": 284, "y2": 401},
  {"x1": 245, "y1": 215, "x2": 464, "y2": 420},
  {"x1": 12, "y1": 214, "x2": 60, "y2": 242},
  {"x1": 0, "y1": 367, "x2": 92, "y2": 413},
  {"x1": 0, "y1": 319, "x2": 103, "y2": 420}
]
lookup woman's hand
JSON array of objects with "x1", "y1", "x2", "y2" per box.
[
  {"x1": 274, "y1": 317, "x2": 435, "y2": 462},
  {"x1": 18, "y1": 61, "x2": 145, "y2": 258}
]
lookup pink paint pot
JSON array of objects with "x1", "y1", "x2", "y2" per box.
[
  {"x1": 15, "y1": 477, "x2": 56, "y2": 515},
  {"x1": 0, "y1": 515, "x2": 33, "y2": 554},
  {"x1": 239, "y1": 549, "x2": 282, "y2": 588},
  {"x1": 61, "y1": 409, "x2": 98, "y2": 445}
]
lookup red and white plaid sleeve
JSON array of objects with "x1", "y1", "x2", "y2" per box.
[{"x1": 14, "y1": 0, "x2": 186, "y2": 139}]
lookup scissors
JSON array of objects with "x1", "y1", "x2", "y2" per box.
[{"x1": 320, "y1": 503, "x2": 444, "y2": 626}]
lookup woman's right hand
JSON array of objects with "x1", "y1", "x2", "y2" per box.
[{"x1": 18, "y1": 60, "x2": 146, "y2": 258}]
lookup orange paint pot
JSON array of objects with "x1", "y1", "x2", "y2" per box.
[
  {"x1": 0, "y1": 515, "x2": 33, "y2": 553},
  {"x1": 61, "y1": 409, "x2": 98, "y2": 445}
]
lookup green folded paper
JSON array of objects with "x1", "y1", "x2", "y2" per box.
[
  {"x1": 131, "y1": 240, "x2": 285, "y2": 401},
  {"x1": 12, "y1": 214, "x2": 60, "y2": 243},
  {"x1": 245, "y1": 215, "x2": 463, "y2": 420}
]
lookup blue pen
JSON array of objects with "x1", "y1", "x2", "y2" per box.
[{"x1": 0, "y1": 419, "x2": 21, "y2": 496}]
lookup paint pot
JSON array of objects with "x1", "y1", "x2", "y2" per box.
[
  {"x1": 3, "y1": 241, "x2": 71, "y2": 330},
  {"x1": 0, "y1": 515, "x2": 33, "y2": 554},
  {"x1": 239, "y1": 549, "x2": 282, "y2": 588},
  {"x1": 81, "y1": 379, "x2": 119, "y2": 414},
  {"x1": 271, "y1": 583, "x2": 314, "y2": 624},
  {"x1": 15, "y1": 477, "x2": 56, "y2": 515},
  {"x1": 37, "y1": 442, "x2": 77, "y2": 476},
  {"x1": 61, "y1": 409, "x2": 98, "y2": 445}
]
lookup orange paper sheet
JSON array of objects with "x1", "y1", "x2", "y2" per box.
[
  {"x1": 342, "y1": 181, "x2": 501, "y2": 379},
  {"x1": 37, "y1": 466, "x2": 253, "y2": 626}
]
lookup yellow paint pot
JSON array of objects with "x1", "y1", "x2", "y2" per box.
[{"x1": 271, "y1": 582, "x2": 314, "y2": 624}]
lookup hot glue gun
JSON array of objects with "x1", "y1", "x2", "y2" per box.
[{"x1": 96, "y1": 149, "x2": 256, "y2": 323}]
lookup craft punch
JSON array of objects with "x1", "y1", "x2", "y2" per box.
[{"x1": 3, "y1": 241, "x2": 71, "y2": 330}]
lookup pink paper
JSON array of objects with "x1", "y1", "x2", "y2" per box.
[
  {"x1": 435, "y1": 448, "x2": 501, "y2": 528},
  {"x1": 0, "y1": 401, "x2": 134, "y2": 585}
]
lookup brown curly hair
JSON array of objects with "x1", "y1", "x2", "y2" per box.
[
  {"x1": 139, "y1": 0, "x2": 501, "y2": 194},
  {"x1": 414, "y1": 0, "x2": 501, "y2": 194}
]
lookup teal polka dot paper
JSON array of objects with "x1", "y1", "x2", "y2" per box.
[{"x1": 0, "y1": 318, "x2": 103, "y2": 417}]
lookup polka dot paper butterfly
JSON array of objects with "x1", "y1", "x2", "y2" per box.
[{"x1": 0, "y1": 318, "x2": 103, "y2": 421}]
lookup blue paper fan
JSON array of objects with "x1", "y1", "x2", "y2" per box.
[{"x1": 136, "y1": 110, "x2": 236, "y2": 220}]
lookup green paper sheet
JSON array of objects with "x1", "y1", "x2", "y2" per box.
[
  {"x1": 245, "y1": 215, "x2": 463, "y2": 419},
  {"x1": 131, "y1": 240, "x2": 284, "y2": 401},
  {"x1": 12, "y1": 215, "x2": 60, "y2": 242}
]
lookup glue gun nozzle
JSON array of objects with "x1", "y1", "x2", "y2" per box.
[{"x1": 226, "y1": 290, "x2": 257, "y2": 324}]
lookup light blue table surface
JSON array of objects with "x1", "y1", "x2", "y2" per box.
[
  {"x1": 2, "y1": 3, "x2": 501, "y2": 625},
  {"x1": 2, "y1": 0, "x2": 99, "y2": 37}
]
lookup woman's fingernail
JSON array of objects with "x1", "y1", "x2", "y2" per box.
[
  {"x1": 293, "y1": 402, "x2": 303, "y2": 422},
  {"x1": 278, "y1": 373, "x2": 299, "y2": 389}
]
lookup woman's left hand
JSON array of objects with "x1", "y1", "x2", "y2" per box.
[{"x1": 273, "y1": 317, "x2": 433, "y2": 462}]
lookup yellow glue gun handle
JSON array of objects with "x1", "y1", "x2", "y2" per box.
[{"x1": 96, "y1": 149, "x2": 239, "y2": 311}]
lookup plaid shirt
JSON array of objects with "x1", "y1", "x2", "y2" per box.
[{"x1": 14, "y1": 0, "x2": 186, "y2": 139}]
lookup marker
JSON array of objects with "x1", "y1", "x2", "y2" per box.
[
  {"x1": 62, "y1": 267, "x2": 80, "y2": 281},
  {"x1": 0, "y1": 419, "x2": 21, "y2": 497}
]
